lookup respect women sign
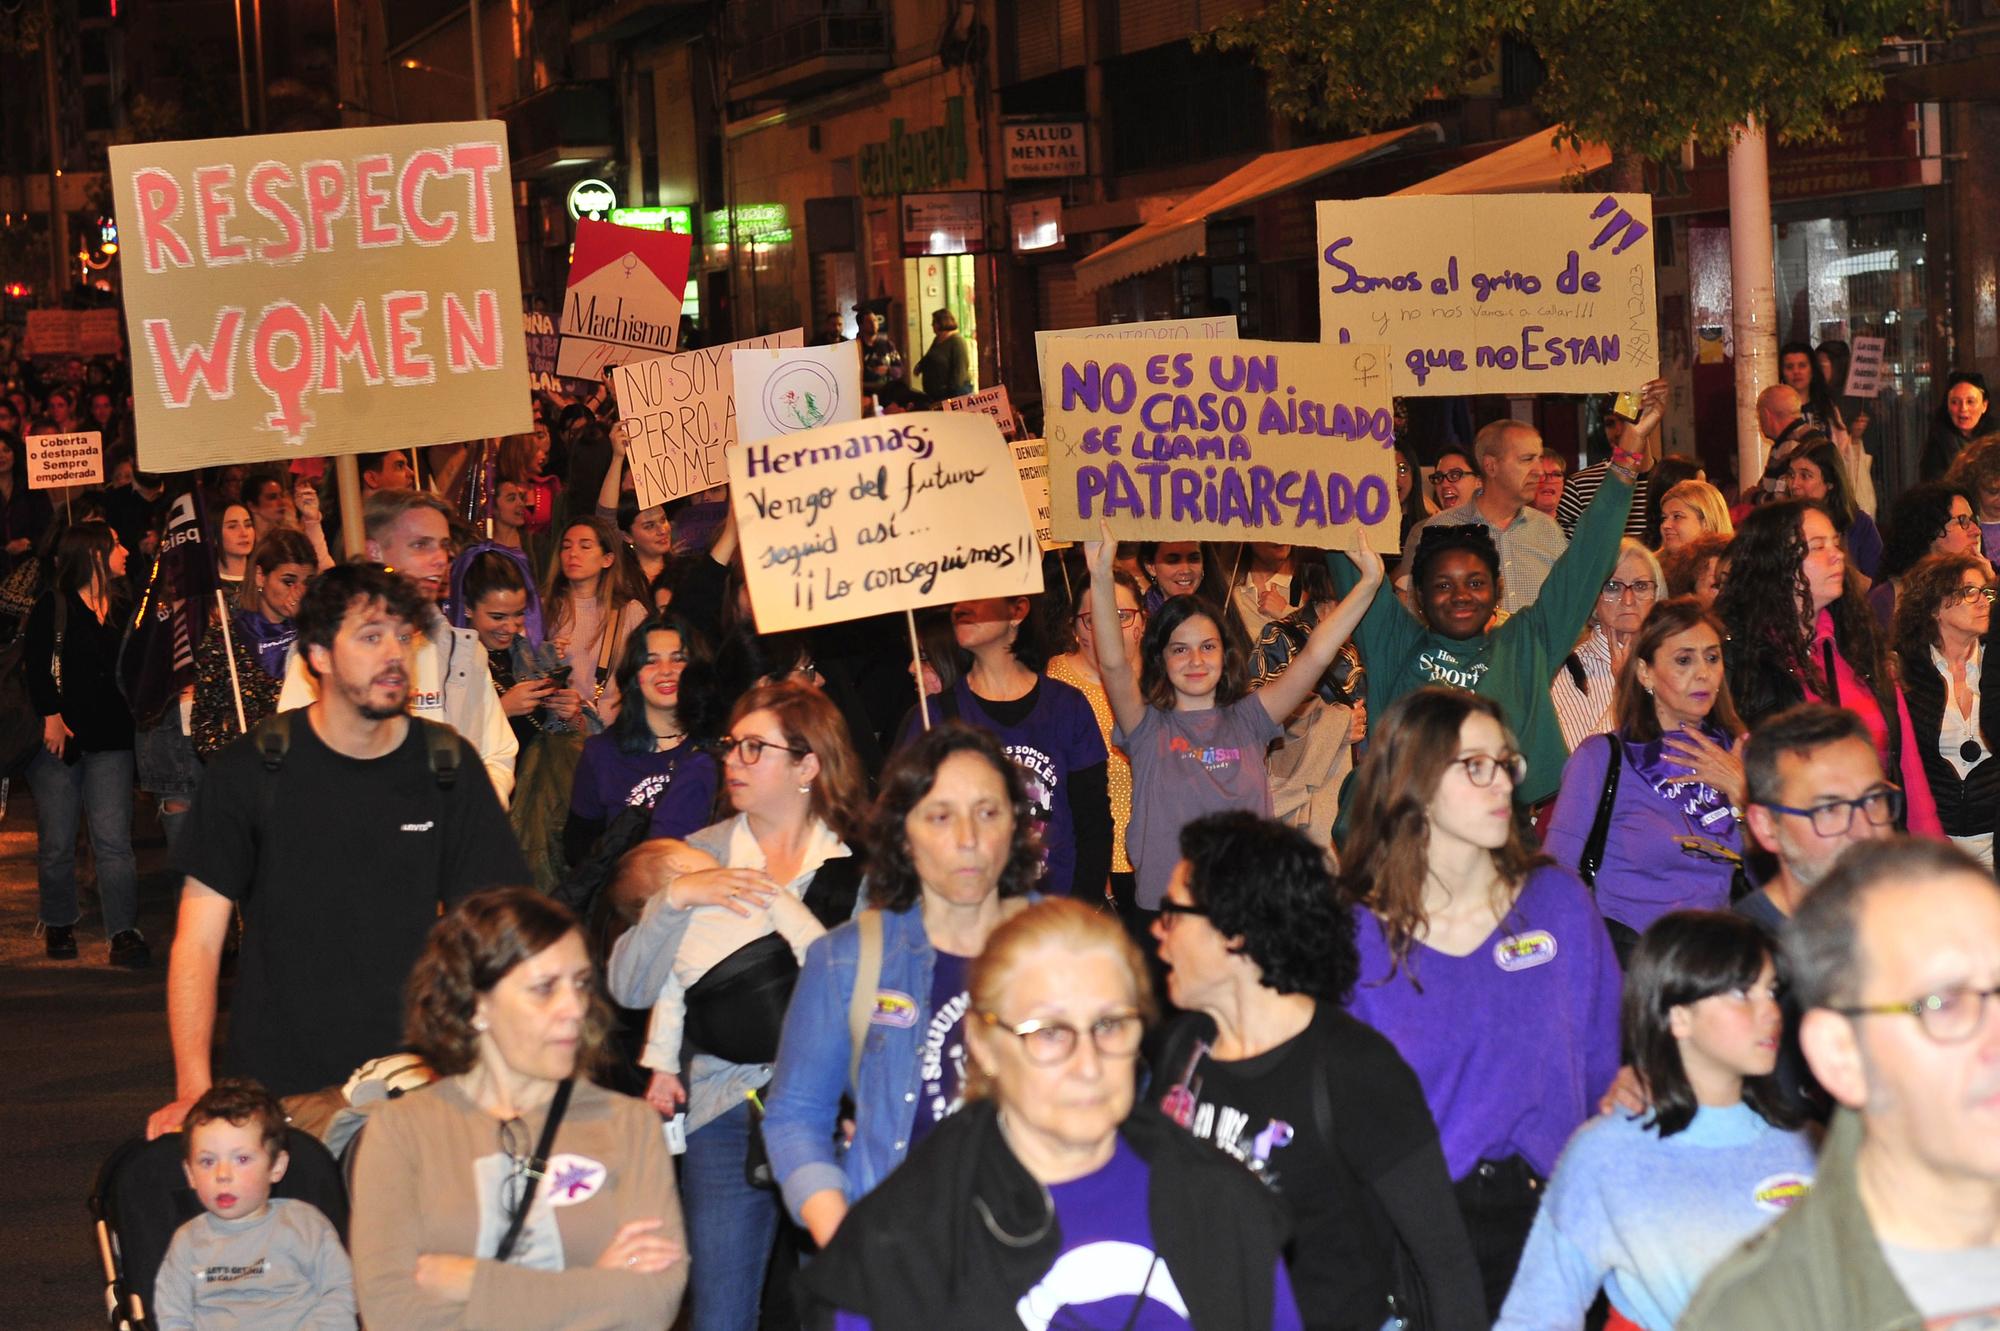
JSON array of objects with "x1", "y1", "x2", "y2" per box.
[{"x1": 111, "y1": 121, "x2": 531, "y2": 471}]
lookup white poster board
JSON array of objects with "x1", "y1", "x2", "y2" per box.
[
  {"x1": 1845, "y1": 335, "x2": 1887, "y2": 399},
  {"x1": 26, "y1": 431, "x2": 104, "y2": 489},
  {"x1": 731, "y1": 341, "x2": 863, "y2": 443},
  {"x1": 613, "y1": 329, "x2": 804, "y2": 508}
]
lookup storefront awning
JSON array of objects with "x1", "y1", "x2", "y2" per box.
[
  {"x1": 1073, "y1": 124, "x2": 1442, "y2": 293},
  {"x1": 1392, "y1": 127, "x2": 1611, "y2": 195}
]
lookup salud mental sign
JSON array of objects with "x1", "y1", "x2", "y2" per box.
[
  {"x1": 1315, "y1": 193, "x2": 1657, "y2": 395},
  {"x1": 111, "y1": 121, "x2": 531, "y2": 472},
  {"x1": 1043, "y1": 337, "x2": 1399, "y2": 549},
  {"x1": 729, "y1": 413, "x2": 1043, "y2": 634}
]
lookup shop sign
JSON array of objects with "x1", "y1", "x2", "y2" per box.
[
  {"x1": 702, "y1": 204, "x2": 792, "y2": 246},
  {"x1": 567, "y1": 178, "x2": 618, "y2": 221},
  {"x1": 860, "y1": 97, "x2": 970, "y2": 199},
  {"x1": 1002, "y1": 122, "x2": 1085, "y2": 179},
  {"x1": 610, "y1": 205, "x2": 694, "y2": 235},
  {"x1": 902, "y1": 192, "x2": 985, "y2": 257},
  {"x1": 1010, "y1": 198, "x2": 1063, "y2": 254}
]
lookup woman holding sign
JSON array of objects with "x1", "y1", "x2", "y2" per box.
[{"x1": 1086, "y1": 526, "x2": 1382, "y2": 916}]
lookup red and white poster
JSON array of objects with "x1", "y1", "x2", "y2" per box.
[{"x1": 557, "y1": 219, "x2": 694, "y2": 380}]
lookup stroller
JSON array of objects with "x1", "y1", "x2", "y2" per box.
[{"x1": 87, "y1": 1128, "x2": 348, "y2": 1331}]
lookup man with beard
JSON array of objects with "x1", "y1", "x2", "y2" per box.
[{"x1": 147, "y1": 563, "x2": 527, "y2": 1136}]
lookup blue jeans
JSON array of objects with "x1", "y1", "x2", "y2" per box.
[
  {"x1": 28, "y1": 746, "x2": 137, "y2": 935},
  {"x1": 680, "y1": 1100, "x2": 780, "y2": 1331}
]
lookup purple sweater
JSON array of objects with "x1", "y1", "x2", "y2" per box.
[
  {"x1": 1347, "y1": 865, "x2": 1624, "y2": 1180},
  {"x1": 1542, "y1": 734, "x2": 1740, "y2": 933}
]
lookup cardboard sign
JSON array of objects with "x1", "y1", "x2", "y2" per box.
[
  {"x1": 525, "y1": 308, "x2": 561, "y2": 394},
  {"x1": 26, "y1": 431, "x2": 104, "y2": 489},
  {"x1": 25, "y1": 309, "x2": 78, "y2": 359},
  {"x1": 941, "y1": 383, "x2": 1020, "y2": 440},
  {"x1": 1034, "y1": 315, "x2": 1238, "y2": 404},
  {"x1": 731, "y1": 341, "x2": 863, "y2": 444},
  {"x1": 1845, "y1": 335, "x2": 1887, "y2": 399},
  {"x1": 110, "y1": 121, "x2": 531, "y2": 471},
  {"x1": 557, "y1": 219, "x2": 694, "y2": 379},
  {"x1": 1011, "y1": 438, "x2": 1068, "y2": 551},
  {"x1": 728, "y1": 413, "x2": 1043, "y2": 633},
  {"x1": 1315, "y1": 193, "x2": 1657, "y2": 395},
  {"x1": 1043, "y1": 336, "x2": 1399, "y2": 549},
  {"x1": 78, "y1": 309, "x2": 124, "y2": 356},
  {"x1": 613, "y1": 329, "x2": 804, "y2": 509}
]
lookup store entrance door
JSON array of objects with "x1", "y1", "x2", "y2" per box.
[{"x1": 904, "y1": 253, "x2": 979, "y2": 394}]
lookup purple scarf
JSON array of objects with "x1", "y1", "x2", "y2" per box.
[
  {"x1": 1623, "y1": 722, "x2": 1739, "y2": 838},
  {"x1": 232, "y1": 608, "x2": 297, "y2": 680}
]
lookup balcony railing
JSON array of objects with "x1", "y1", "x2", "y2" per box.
[{"x1": 726, "y1": 0, "x2": 890, "y2": 88}]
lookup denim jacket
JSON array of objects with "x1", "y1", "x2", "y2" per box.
[{"x1": 761, "y1": 903, "x2": 937, "y2": 1224}]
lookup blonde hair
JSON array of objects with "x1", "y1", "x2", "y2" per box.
[{"x1": 1660, "y1": 479, "x2": 1734, "y2": 541}]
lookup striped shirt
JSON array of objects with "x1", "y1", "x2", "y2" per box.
[
  {"x1": 1551, "y1": 625, "x2": 1617, "y2": 752},
  {"x1": 1404, "y1": 495, "x2": 1570, "y2": 613},
  {"x1": 1557, "y1": 461, "x2": 1651, "y2": 541}
]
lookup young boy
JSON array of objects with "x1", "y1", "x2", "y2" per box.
[{"x1": 154, "y1": 1079, "x2": 356, "y2": 1331}]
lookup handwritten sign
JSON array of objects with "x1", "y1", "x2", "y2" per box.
[
  {"x1": 26, "y1": 431, "x2": 103, "y2": 489},
  {"x1": 1845, "y1": 335, "x2": 1886, "y2": 399},
  {"x1": 1043, "y1": 336, "x2": 1398, "y2": 549},
  {"x1": 557, "y1": 218, "x2": 693, "y2": 378},
  {"x1": 110, "y1": 120, "x2": 531, "y2": 471},
  {"x1": 1316, "y1": 193, "x2": 1657, "y2": 395},
  {"x1": 732, "y1": 341, "x2": 863, "y2": 443},
  {"x1": 728, "y1": 413, "x2": 1043, "y2": 634},
  {"x1": 78, "y1": 309, "x2": 124, "y2": 356},
  {"x1": 613, "y1": 329, "x2": 804, "y2": 508},
  {"x1": 525, "y1": 309, "x2": 561, "y2": 394},
  {"x1": 941, "y1": 383, "x2": 1020, "y2": 440},
  {"x1": 1034, "y1": 315, "x2": 1237, "y2": 405},
  {"x1": 1011, "y1": 438, "x2": 1068, "y2": 551},
  {"x1": 25, "y1": 310, "x2": 78, "y2": 359}
]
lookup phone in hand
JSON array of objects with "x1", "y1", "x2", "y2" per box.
[{"x1": 1609, "y1": 389, "x2": 1644, "y2": 423}]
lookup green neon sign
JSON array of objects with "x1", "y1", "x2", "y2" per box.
[{"x1": 610, "y1": 205, "x2": 694, "y2": 234}]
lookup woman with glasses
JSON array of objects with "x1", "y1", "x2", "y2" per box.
[
  {"x1": 1867, "y1": 481, "x2": 1982, "y2": 630},
  {"x1": 762, "y1": 725, "x2": 1040, "y2": 1249},
  {"x1": 564, "y1": 612, "x2": 720, "y2": 869},
  {"x1": 1552, "y1": 539, "x2": 1665, "y2": 752},
  {"x1": 1894, "y1": 554, "x2": 1999, "y2": 867},
  {"x1": 351, "y1": 888, "x2": 688, "y2": 1330},
  {"x1": 1718, "y1": 500, "x2": 1942, "y2": 836},
  {"x1": 1150, "y1": 813, "x2": 1483, "y2": 1331},
  {"x1": 1339, "y1": 688, "x2": 1624, "y2": 1318},
  {"x1": 1047, "y1": 571, "x2": 1143, "y2": 924},
  {"x1": 604, "y1": 681, "x2": 868, "y2": 1331},
  {"x1": 1428, "y1": 449, "x2": 1476, "y2": 515},
  {"x1": 799, "y1": 898, "x2": 1305, "y2": 1330},
  {"x1": 1546, "y1": 599, "x2": 1749, "y2": 962}
]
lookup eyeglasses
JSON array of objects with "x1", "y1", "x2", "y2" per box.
[
  {"x1": 1757, "y1": 786, "x2": 1903, "y2": 836},
  {"x1": 1449, "y1": 751, "x2": 1526, "y2": 788},
  {"x1": 1673, "y1": 835, "x2": 1744, "y2": 866},
  {"x1": 1946, "y1": 585, "x2": 1998, "y2": 607},
  {"x1": 1431, "y1": 468, "x2": 1473, "y2": 486},
  {"x1": 1601, "y1": 579, "x2": 1658, "y2": 601},
  {"x1": 1831, "y1": 983, "x2": 2000, "y2": 1045},
  {"x1": 1156, "y1": 898, "x2": 1210, "y2": 928},
  {"x1": 710, "y1": 735, "x2": 809, "y2": 765},
  {"x1": 1078, "y1": 608, "x2": 1141, "y2": 628},
  {"x1": 497, "y1": 1116, "x2": 543, "y2": 1215},
  {"x1": 1945, "y1": 514, "x2": 1981, "y2": 532},
  {"x1": 976, "y1": 1010, "x2": 1145, "y2": 1066}
]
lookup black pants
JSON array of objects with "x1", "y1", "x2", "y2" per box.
[{"x1": 1453, "y1": 1155, "x2": 1545, "y2": 1320}]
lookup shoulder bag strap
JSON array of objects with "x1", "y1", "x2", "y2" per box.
[
  {"x1": 493, "y1": 1078, "x2": 574, "y2": 1264},
  {"x1": 847, "y1": 909, "x2": 884, "y2": 1092},
  {"x1": 1579, "y1": 732, "x2": 1622, "y2": 889}
]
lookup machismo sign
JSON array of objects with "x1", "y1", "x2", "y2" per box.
[{"x1": 859, "y1": 97, "x2": 970, "y2": 199}]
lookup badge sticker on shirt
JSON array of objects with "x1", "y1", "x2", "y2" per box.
[
  {"x1": 1752, "y1": 1171, "x2": 1812, "y2": 1213},
  {"x1": 1493, "y1": 930, "x2": 1558, "y2": 973},
  {"x1": 870, "y1": 990, "x2": 918, "y2": 1028},
  {"x1": 542, "y1": 1154, "x2": 607, "y2": 1207}
]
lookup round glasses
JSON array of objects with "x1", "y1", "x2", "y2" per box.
[
  {"x1": 710, "y1": 736, "x2": 809, "y2": 765},
  {"x1": 1945, "y1": 585, "x2": 1998, "y2": 607},
  {"x1": 1832, "y1": 983, "x2": 2000, "y2": 1044},
  {"x1": 976, "y1": 1010, "x2": 1145, "y2": 1066},
  {"x1": 1449, "y1": 751, "x2": 1525, "y2": 788}
]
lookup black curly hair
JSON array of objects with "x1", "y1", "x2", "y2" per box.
[
  {"x1": 1410, "y1": 521, "x2": 1501, "y2": 590},
  {"x1": 1879, "y1": 481, "x2": 1973, "y2": 580},
  {"x1": 1179, "y1": 811, "x2": 1358, "y2": 1003},
  {"x1": 865, "y1": 723, "x2": 1043, "y2": 912}
]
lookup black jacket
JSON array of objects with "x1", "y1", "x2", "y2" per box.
[
  {"x1": 798, "y1": 1098, "x2": 1291, "y2": 1331},
  {"x1": 1900, "y1": 631, "x2": 2000, "y2": 841}
]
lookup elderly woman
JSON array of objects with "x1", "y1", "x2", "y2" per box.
[
  {"x1": 1544, "y1": 598, "x2": 1748, "y2": 961},
  {"x1": 350, "y1": 889, "x2": 687, "y2": 1331},
  {"x1": 800, "y1": 898, "x2": 1304, "y2": 1329},
  {"x1": 913, "y1": 308, "x2": 972, "y2": 400},
  {"x1": 1868, "y1": 481, "x2": 1982, "y2": 630},
  {"x1": 1551, "y1": 539, "x2": 1664, "y2": 752},
  {"x1": 1895, "y1": 553, "x2": 2000, "y2": 867},
  {"x1": 762, "y1": 723, "x2": 1041, "y2": 1247},
  {"x1": 605, "y1": 681, "x2": 869, "y2": 1331},
  {"x1": 1151, "y1": 813, "x2": 1483, "y2": 1331}
]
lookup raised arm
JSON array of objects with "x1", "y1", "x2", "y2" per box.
[
  {"x1": 1084, "y1": 522, "x2": 1145, "y2": 734},
  {"x1": 1258, "y1": 545, "x2": 1382, "y2": 723},
  {"x1": 596, "y1": 427, "x2": 629, "y2": 519}
]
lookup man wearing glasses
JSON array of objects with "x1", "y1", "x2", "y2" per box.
[{"x1": 1683, "y1": 838, "x2": 2000, "y2": 1330}]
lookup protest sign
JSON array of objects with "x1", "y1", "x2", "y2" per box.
[
  {"x1": 557, "y1": 219, "x2": 693, "y2": 379},
  {"x1": 26, "y1": 431, "x2": 104, "y2": 489},
  {"x1": 78, "y1": 309, "x2": 124, "y2": 356},
  {"x1": 110, "y1": 120, "x2": 531, "y2": 471},
  {"x1": 525, "y1": 308, "x2": 561, "y2": 394},
  {"x1": 942, "y1": 384, "x2": 1021, "y2": 440},
  {"x1": 1043, "y1": 336, "x2": 1399, "y2": 549},
  {"x1": 1034, "y1": 315, "x2": 1237, "y2": 405},
  {"x1": 613, "y1": 328, "x2": 804, "y2": 509},
  {"x1": 731, "y1": 341, "x2": 863, "y2": 443},
  {"x1": 26, "y1": 310, "x2": 78, "y2": 359},
  {"x1": 1010, "y1": 438, "x2": 1067, "y2": 551},
  {"x1": 728, "y1": 412, "x2": 1043, "y2": 634},
  {"x1": 1316, "y1": 193, "x2": 1657, "y2": 395},
  {"x1": 1845, "y1": 335, "x2": 1887, "y2": 399}
]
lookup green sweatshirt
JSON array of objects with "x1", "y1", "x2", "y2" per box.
[{"x1": 1330, "y1": 471, "x2": 1634, "y2": 807}]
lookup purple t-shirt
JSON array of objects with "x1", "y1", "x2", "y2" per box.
[
  {"x1": 1114, "y1": 697, "x2": 1283, "y2": 909},
  {"x1": 569, "y1": 733, "x2": 718, "y2": 839},
  {"x1": 834, "y1": 1138, "x2": 1304, "y2": 1331},
  {"x1": 1345, "y1": 864, "x2": 1624, "y2": 1180},
  {"x1": 909, "y1": 951, "x2": 973, "y2": 1147}
]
